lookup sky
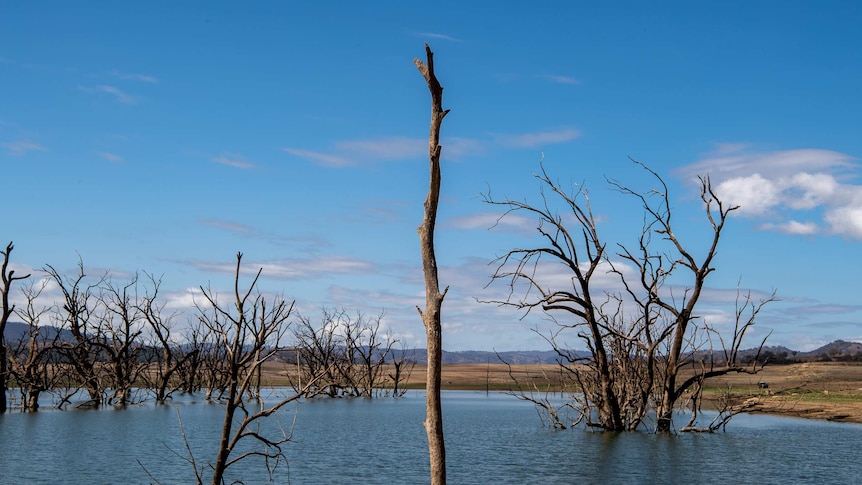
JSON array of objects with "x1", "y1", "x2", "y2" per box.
[{"x1": 2, "y1": 2, "x2": 861, "y2": 352}]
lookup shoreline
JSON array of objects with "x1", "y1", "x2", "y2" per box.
[
  {"x1": 262, "y1": 361, "x2": 862, "y2": 425},
  {"x1": 740, "y1": 395, "x2": 862, "y2": 424},
  {"x1": 410, "y1": 361, "x2": 862, "y2": 425}
]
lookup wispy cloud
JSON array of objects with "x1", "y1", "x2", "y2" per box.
[
  {"x1": 678, "y1": 145, "x2": 854, "y2": 182},
  {"x1": 189, "y1": 255, "x2": 375, "y2": 280},
  {"x1": 199, "y1": 219, "x2": 254, "y2": 234},
  {"x1": 109, "y1": 69, "x2": 159, "y2": 83},
  {"x1": 2, "y1": 139, "x2": 47, "y2": 156},
  {"x1": 495, "y1": 127, "x2": 581, "y2": 148},
  {"x1": 443, "y1": 137, "x2": 485, "y2": 159},
  {"x1": 211, "y1": 152, "x2": 255, "y2": 169},
  {"x1": 197, "y1": 218, "x2": 332, "y2": 252},
  {"x1": 413, "y1": 31, "x2": 462, "y2": 42},
  {"x1": 446, "y1": 212, "x2": 534, "y2": 233},
  {"x1": 676, "y1": 145, "x2": 862, "y2": 239},
  {"x1": 784, "y1": 303, "x2": 862, "y2": 316},
  {"x1": 283, "y1": 147, "x2": 352, "y2": 167},
  {"x1": 335, "y1": 137, "x2": 425, "y2": 160},
  {"x1": 541, "y1": 74, "x2": 579, "y2": 85},
  {"x1": 98, "y1": 151, "x2": 123, "y2": 162},
  {"x1": 284, "y1": 135, "x2": 480, "y2": 168},
  {"x1": 758, "y1": 220, "x2": 819, "y2": 235},
  {"x1": 80, "y1": 85, "x2": 136, "y2": 104},
  {"x1": 337, "y1": 201, "x2": 407, "y2": 225}
]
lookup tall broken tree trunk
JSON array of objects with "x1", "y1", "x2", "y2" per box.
[
  {"x1": 1, "y1": 242, "x2": 30, "y2": 413},
  {"x1": 415, "y1": 43, "x2": 449, "y2": 485}
]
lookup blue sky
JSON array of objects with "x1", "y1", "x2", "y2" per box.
[{"x1": 3, "y1": 2, "x2": 861, "y2": 352}]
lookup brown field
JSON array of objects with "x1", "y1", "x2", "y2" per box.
[
  {"x1": 699, "y1": 361, "x2": 862, "y2": 423},
  {"x1": 261, "y1": 361, "x2": 862, "y2": 424}
]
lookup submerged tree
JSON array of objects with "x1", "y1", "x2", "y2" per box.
[
  {"x1": 485, "y1": 160, "x2": 774, "y2": 433},
  {"x1": 45, "y1": 260, "x2": 105, "y2": 407},
  {"x1": 8, "y1": 278, "x2": 64, "y2": 411},
  {"x1": 139, "y1": 273, "x2": 199, "y2": 403},
  {"x1": 1, "y1": 242, "x2": 31, "y2": 412},
  {"x1": 415, "y1": 43, "x2": 449, "y2": 484},
  {"x1": 192, "y1": 252, "x2": 316, "y2": 485},
  {"x1": 95, "y1": 275, "x2": 148, "y2": 406},
  {"x1": 291, "y1": 308, "x2": 403, "y2": 398}
]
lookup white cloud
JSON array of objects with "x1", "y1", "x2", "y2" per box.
[
  {"x1": 163, "y1": 287, "x2": 204, "y2": 310},
  {"x1": 413, "y1": 32, "x2": 461, "y2": 42},
  {"x1": 199, "y1": 219, "x2": 254, "y2": 234},
  {"x1": 80, "y1": 85, "x2": 136, "y2": 104},
  {"x1": 283, "y1": 147, "x2": 352, "y2": 167},
  {"x1": 189, "y1": 255, "x2": 374, "y2": 280},
  {"x1": 335, "y1": 137, "x2": 425, "y2": 160},
  {"x1": 677, "y1": 145, "x2": 862, "y2": 239},
  {"x1": 109, "y1": 69, "x2": 159, "y2": 83},
  {"x1": 542, "y1": 74, "x2": 579, "y2": 85},
  {"x1": 98, "y1": 151, "x2": 123, "y2": 162},
  {"x1": 95, "y1": 85, "x2": 135, "y2": 104},
  {"x1": 285, "y1": 135, "x2": 482, "y2": 167},
  {"x1": 824, "y1": 201, "x2": 862, "y2": 239},
  {"x1": 211, "y1": 152, "x2": 255, "y2": 169},
  {"x1": 758, "y1": 220, "x2": 819, "y2": 235},
  {"x1": 442, "y1": 137, "x2": 485, "y2": 159},
  {"x1": 496, "y1": 128, "x2": 581, "y2": 148},
  {"x1": 715, "y1": 174, "x2": 781, "y2": 216},
  {"x1": 446, "y1": 212, "x2": 534, "y2": 233},
  {"x1": 2, "y1": 139, "x2": 47, "y2": 156},
  {"x1": 678, "y1": 146, "x2": 854, "y2": 183}
]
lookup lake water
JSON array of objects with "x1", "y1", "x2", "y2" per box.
[{"x1": 0, "y1": 390, "x2": 860, "y2": 484}]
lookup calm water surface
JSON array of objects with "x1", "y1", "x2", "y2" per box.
[{"x1": 0, "y1": 391, "x2": 860, "y2": 484}]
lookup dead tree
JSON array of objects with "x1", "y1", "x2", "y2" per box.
[
  {"x1": 485, "y1": 161, "x2": 772, "y2": 433},
  {"x1": 138, "y1": 273, "x2": 198, "y2": 403},
  {"x1": 178, "y1": 319, "x2": 207, "y2": 394},
  {"x1": 501, "y1": 357, "x2": 582, "y2": 429},
  {"x1": 607, "y1": 162, "x2": 747, "y2": 432},
  {"x1": 8, "y1": 277, "x2": 62, "y2": 411},
  {"x1": 387, "y1": 342, "x2": 416, "y2": 397},
  {"x1": 290, "y1": 308, "x2": 398, "y2": 398},
  {"x1": 351, "y1": 311, "x2": 398, "y2": 397},
  {"x1": 193, "y1": 252, "x2": 312, "y2": 485},
  {"x1": 677, "y1": 286, "x2": 776, "y2": 432},
  {"x1": 1, "y1": 242, "x2": 30, "y2": 412},
  {"x1": 415, "y1": 43, "x2": 449, "y2": 484},
  {"x1": 45, "y1": 260, "x2": 105, "y2": 407},
  {"x1": 291, "y1": 309, "x2": 343, "y2": 397},
  {"x1": 482, "y1": 163, "x2": 626, "y2": 431},
  {"x1": 197, "y1": 317, "x2": 231, "y2": 402},
  {"x1": 94, "y1": 275, "x2": 149, "y2": 406}
]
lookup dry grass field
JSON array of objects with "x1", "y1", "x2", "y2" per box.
[
  {"x1": 700, "y1": 361, "x2": 862, "y2": 423},
  {"x1": 260, "y1": 361, "x2": 862, "y2": 424}
]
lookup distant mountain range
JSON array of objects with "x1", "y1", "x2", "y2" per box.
[
  {"x1": 3, "y1": 321, "x2": 72, "y2": 342},
  {"x1": 3, "y1": 321, "x2": 861, "y2": 364},
  {"x1": 440, "y1": 340, "x2": 862, "y2": 364},
  {"x1": 374, "y1": 340, "x2": 862, "y2": 364}
]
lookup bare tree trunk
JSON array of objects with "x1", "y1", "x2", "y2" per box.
[
  {"x1": 415, "y1": 43, "x2": 449, "y2": 485},
  {"x1": 1, "y1": 242, "x2": 30, "y2": 413}
]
